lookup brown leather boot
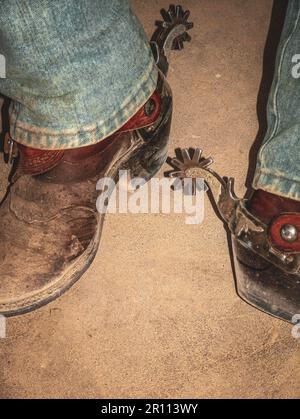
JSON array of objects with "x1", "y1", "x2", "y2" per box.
[{"x1": 0, "y1": 75, "x2": 172, "y2": 316}]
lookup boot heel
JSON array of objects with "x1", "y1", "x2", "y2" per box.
[
  {"x1": 127, "y1": 138, "x2": 169, "y2": 182},
  {"x1": 126, "y1": 78, "x2": 173, "y2": 182}
]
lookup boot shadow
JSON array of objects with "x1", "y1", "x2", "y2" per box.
[
  {"x1": 0, "y1": 95, "x2": 10, "y2": 158},
  {"x1": 244, "y1": 0, "x2": 288, "y2": 198}
]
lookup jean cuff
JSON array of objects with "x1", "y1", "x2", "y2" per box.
[
  {"x1": 9, "y1": 61, "x2": 158, "y2": 150},
  {"x1": 253, "y1": 169, "x2": 300, "y2": 201}
]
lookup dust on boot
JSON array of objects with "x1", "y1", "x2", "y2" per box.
[
  {"x1": 0, "y1": 75, "x2": 172, "y2": 316},
  {"x1": 0, "y1": 5, "x2": 193, "y2": 316}
]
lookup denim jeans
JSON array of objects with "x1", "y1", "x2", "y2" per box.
[
  {"x1": 0, "y1": 1, "x2": 299, "y2": 202},
  {"x1": 253, "y1": 0, "x2": 300, "y2": 201},
  {"x1": 0, "y1": 0, "x2": 157, "y2": 149}
]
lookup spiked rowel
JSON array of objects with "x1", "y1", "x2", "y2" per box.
[
  {"x1": 151, "y1": 4, "x2": 194, "y2": 75},
  {"x1": 167, "y1": 148, "x2": 212, "y2": 195}
]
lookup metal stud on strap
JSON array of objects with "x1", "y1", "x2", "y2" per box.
[{"x1": 3, "y1": 133, "x2": 18, "y2": 164}]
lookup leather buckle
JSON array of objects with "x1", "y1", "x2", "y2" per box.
[{"x1": 4, "y1": 133, "x2": 18, "y2": 164}]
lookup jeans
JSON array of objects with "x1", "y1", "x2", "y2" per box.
[
  {"x1": 0, "y1": 0, "x2": 157, "y2": 149},
  {"x1": 253, "y1": 0, "x2": 300, "y2": 201},
  {"x1": 0, "y1": 1, "x2": 299, "y2": 201}
]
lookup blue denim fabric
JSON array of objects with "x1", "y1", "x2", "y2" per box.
[
  {"x1": 0, "y1": 0, "x2": 158, "y2": 149},
  {"x1": 253, "y1": 0, "x2": 300, "y2": 201}
]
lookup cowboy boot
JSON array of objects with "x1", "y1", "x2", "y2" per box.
[
  {"x1": 0, "y1": 74, "x2": 172, "y2": 316},
  {"x1": 218, "y1": 182, "x2": 300, "y2": 322},
  {"x1": 234, "y1": 189, "x2": 300, "y2": 322},
  {"x1": 0, "y1": 4, "x2": 194, "y2": 316},
  {"x1": 167, "y1": 148, "x2": 300, "y2": 323}
]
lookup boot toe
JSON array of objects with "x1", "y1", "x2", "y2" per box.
[{"x1": 0, "y1": 199, "x2": 100, "y2": 316}]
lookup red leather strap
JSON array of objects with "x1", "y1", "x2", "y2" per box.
[
  {"x1": 269, "y1": 213, "x2": 300, "y2": 252},
  {"x1": 18, "y1": 144, "x2": 64, "y2": 175},
  {"x1": 15, "y1": 90, "x2": 161, "y2": 176}
]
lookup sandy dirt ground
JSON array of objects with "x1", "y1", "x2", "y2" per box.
[{"x1": 1, "y1": 0, "x2": 300, "y2": 399}]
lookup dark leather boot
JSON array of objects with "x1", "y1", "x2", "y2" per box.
[
  {"x1": 232, "y1": 189, "x2": 300, "y2": 322},
  {"x1": 0, "y1": 75, "x2": 172, "y2": 316}
]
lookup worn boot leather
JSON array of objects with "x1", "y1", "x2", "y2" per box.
[{"x1": 0, "y1": 75, "x2": 172, "y2": 316}]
